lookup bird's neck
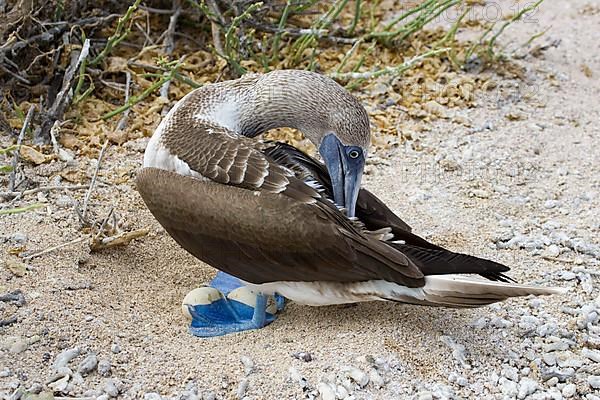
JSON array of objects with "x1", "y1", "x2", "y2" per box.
[{"x1": 191, "y1": 76, "x2": 327, "y2": 146}]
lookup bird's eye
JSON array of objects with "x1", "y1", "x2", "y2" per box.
[{"x1": 348, "y1": 150, "x2": 360, "y2": 159}]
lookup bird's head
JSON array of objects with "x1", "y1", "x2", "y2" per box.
[
  {"x1": 244, "y1": 70, "x2": 371, "y2": 217},
  {"x1": 316, "y1": 91, "x2": 370, "y2": 218}
]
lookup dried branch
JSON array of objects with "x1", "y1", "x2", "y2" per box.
[
  {"x1": 81, "y1": 140, "x2": 109, "y2": 222},
  {"x1": 35, "y1": 39, "x2": 90, "y2": 144},
  {"x1": 8, "y1": 104, "x2": 35, "y2": 192}
]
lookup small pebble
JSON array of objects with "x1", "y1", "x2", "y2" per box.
[
  {"x1": 97, "y1": 359, "x2": 111, "y2": 376},
  {"x1": 417, "y1": 391, "x2": 433, "y2": 400},
  {"x1": 440, "y1": 335, "x2": 470, "y2": 368},
  {"x1": 562, "y1": 383, "x2": 576, "y2": 398},
  {"x1": 144, "y1": 393, "x2": 163, "y2": 400},
  {"x1": 202, "y1": 391, "x2": 216, "y2": 400},
  {"x1": 582, "y1": 348, "x2": 600, "y2": 363},
  {"x1": 104, "y1": 378, "x2": 120, "y2": 398},
  {"x1": 292, "y1": 351, "x2": 313, "y2": 362},
  {"x1": 53, "y1": 347, "x2": 80, "y2": 369},
  {"x1": 500, "y1": 377, "x2": 518, "y2": 397},
  {"x1": 518, "y1": 377, "x2": 539, "y2": 399},
  {"x1": 369, "y1": 368, "x2": 385, "y2": 389},
  {"x1": 111, "y1": 343, "x2": 121, "y2": 354},
  {"x1": 341, "y1": 366, "x2": 369, "y2": 388},
  {"x1": 236, "y1": 379, "x2": 249, "y2": 399},
  {"x1": 546, "y1": 377, "x2": 559, "y2": 387},
  {"x1": 240, "y1": 356, "x2": 254, "y2": 376},
  {"x1": 588, "y1": 375, "x2": 600, "y2": 389},
  {"x1": 78, "y1": 353, "x2": 98, "y2": 376},
  {"x1": 317, "y1": 382, "x2": 336, "y2": 400}
]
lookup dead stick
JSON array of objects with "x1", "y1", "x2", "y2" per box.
[
  {"x1": 0, "y1": 184, "x2": 98, "y2": 200},
  {"x1": 23, "y1": 236, "x2": 89, "y2": 261},
  {"x1": 8, "y1": 105, "x2": 35, "y2": 192},
  {"x1": 160, "y1": 0, "x2": 182, "y2": 101},
  {"x1": 81, "y1": 140, "x2": 109, "y2": 221},
  {"x1": 116, "y1": 72, "x2": 132, "y2": 131},
  {"x1": 36, "y1": 39, "x2": 90, "y2": 144}
]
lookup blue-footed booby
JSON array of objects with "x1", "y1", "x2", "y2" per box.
[{"x1": 136, "y1": 69, "x2": 564, "y2": 337}]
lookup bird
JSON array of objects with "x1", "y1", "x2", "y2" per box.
[{"x1": 136, "y1": 69, "x2": 564, "y2": 337}]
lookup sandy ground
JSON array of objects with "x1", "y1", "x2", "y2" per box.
[{"x1": 1, "y1": 1, "x2": 599, "y2": 399}]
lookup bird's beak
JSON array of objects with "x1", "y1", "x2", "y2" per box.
[{"x1": 319, "y1": 134, "x2": 365, "y2": 218}]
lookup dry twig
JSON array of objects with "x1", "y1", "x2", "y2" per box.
[
  {"x1": 8, "y1": 104, "x2": 35, "y2": 192},
  {"x1": 81, "y1": 140, "x2": 109, "y2": 222}
]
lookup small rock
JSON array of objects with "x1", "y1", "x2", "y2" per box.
[
  {"x1": 562, "y1": 383, "x2": 577, "y2": 398},
  {"x1": 417, "y1": 391, "x2": 433, "y2": 400},
  {"x1": 78, "y1": 353, "x2": 98, "y2": 376},
  {"x1": 537, "y1": 322, "x2": 558, "y2": 337},
  {"x1": 543, "y1": 337, "x2": 571, "y2": 352},
  {"x1": 335, "y1": 384, "x2": 349, "y2": 399},
  {"x1": 470, "y1": 189, "x2": 490, "y2": 199},
  {"x1": 240, "y1": 356, "x2": 254, "y2": 376},
  {"x1": 288, "y1": 367, "x2": 307, "y2": 389},
  {"x1": 104, "y1": 379, "x2": 120, "y2": 398},
  {"x1": 546, "y1": 377, "x2": 559, "y2": 386},
  {"x1": 317, "y1": 382, "x2": 336, "y2": 400},
  {"x1": 27, "y1": 382, "x2": 43, "y2": 394},
  {"x1": 518, "y1": 377, "x2": 539, "y2": 399},
  {"x1": 491, "y1": 317, "x2": 513, "y2": 328},
  {"x1": 3, "y1": 336, "x2": 29, "y2": 353},
  {"x1": 4, "y1": 260, "x2": 27, "y2": 277},
  {"x1": 10, "y1": 232, "x2": 28, "y2": 244},
  {"x1": 503, "y1": 365, "x2": 519, "y2": 382},
  {"x1": 47, "y1": 374, "x2": 70, "y2": 393},
  {"x1": 55, "y1": 195, "x2": 73, "y2": 208},
  {"x1": 500, "y1": 377, "x2": 518, "y2": 397},
  {"x1": 341, "y1": 366, "x2": 369, "y2": 388},
  {"x1": 588, "y1": 375, "x2": 600, "y2": 389},
  {"x1": 144, "y1": 394, "x2": 163, "y2": 400},
  {"x1": 583, "y1": 348, "x2": 600, "y2": 363},
  {"x1": 53, "y1": 347, "x2": 80, "y2": 370},
  {"x1": 292, "y1": 351, "x2": 313, "y2": 362},
  {"x1": 519, "y1": 315, "x2": 541, "y2": 332},
  {"x1": 544, "y1": 200, "x2": 561, "y2": 209},
  {"x1": 110, "y1": 343, "x2": 121, "y2": 354},
  {"x1": 440, "y1": 335, "x2": 470, "y2": 368},
  {"x1": 541, "y1": 366, "x2": 575, "y2": 382},
  {"x1": 369, "y1": 368, "x2": 385, "y2": 389},
  {"x1": 236, "y1": 379, "x2": 248, "y2": 399},
  {"x1": 202, "y1": 391, "x2": 216, "y2": 400},
  {"x1": 0, "y1": 368, "x2": 10, "y2": 378},
  {"x1": 97, "y1": 359, "x2": 111, "y2": 376},
  {"x1": 543, "y1": 245, "x2": 561, "y2": 258}
]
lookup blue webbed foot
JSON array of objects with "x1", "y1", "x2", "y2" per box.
[{"x1": 182, "y1": 272, "x2": 285, "y2": 337}]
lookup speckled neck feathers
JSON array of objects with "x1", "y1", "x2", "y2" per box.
[{"x1": 163, "y1": 70, "x2": 370, "y2": 148}]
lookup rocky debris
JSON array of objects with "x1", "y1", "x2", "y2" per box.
[
  {"x1": 288, "y1": 367, "x2": 309, "y2": 391},
  {"x1": 236, "y1": 379, "x2": 249, "y2": 399},
  {"x1": 97, "y1": 358, "x2": 112, "y2": 377},
  {"x1": 317, "y1": 382, "x2": 336, "y2": 400},
  {"x1": 240, "y1": 355, "x2": 254, "y2": 376},
  {"x1": 588, "y1": 375, "x2": 600, "y2": 389},
  {"x1": 53, "y1": 347, "x2": 80, "y2": 370},
  {"x1": 110, "y1": 343, "x2": 121, "y2": 354},
  {"x1": 292, "y1": 351, "x2": 313, "y2": 362},
  {"x1": 77, "y1": 353, "x2": 98, "y2": 376},
  {"x1": 440, "y1": 335, "x2": 470, "y2": 369},
  {"x1": 103, "y1": 378, "x2": 120, "y2": 398}
]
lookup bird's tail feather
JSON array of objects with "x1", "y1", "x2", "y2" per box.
[{"x1": 383, "y1": 275, "x2": 566, "y2": 308}]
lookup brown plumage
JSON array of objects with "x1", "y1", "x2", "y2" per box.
[{"x1": 137, "y1": 69, "x2": 564, "y2": 307}]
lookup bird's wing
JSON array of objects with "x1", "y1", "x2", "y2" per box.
[
  {"x1": 261, "y1": 142, "x2": 413, "y2": 233},
  {"x1": 260, "y1": 142, "x2": 512, "y2": 282},
  {"x1": 137, "y1": 118, "x2": 425, "y2": 287}
]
